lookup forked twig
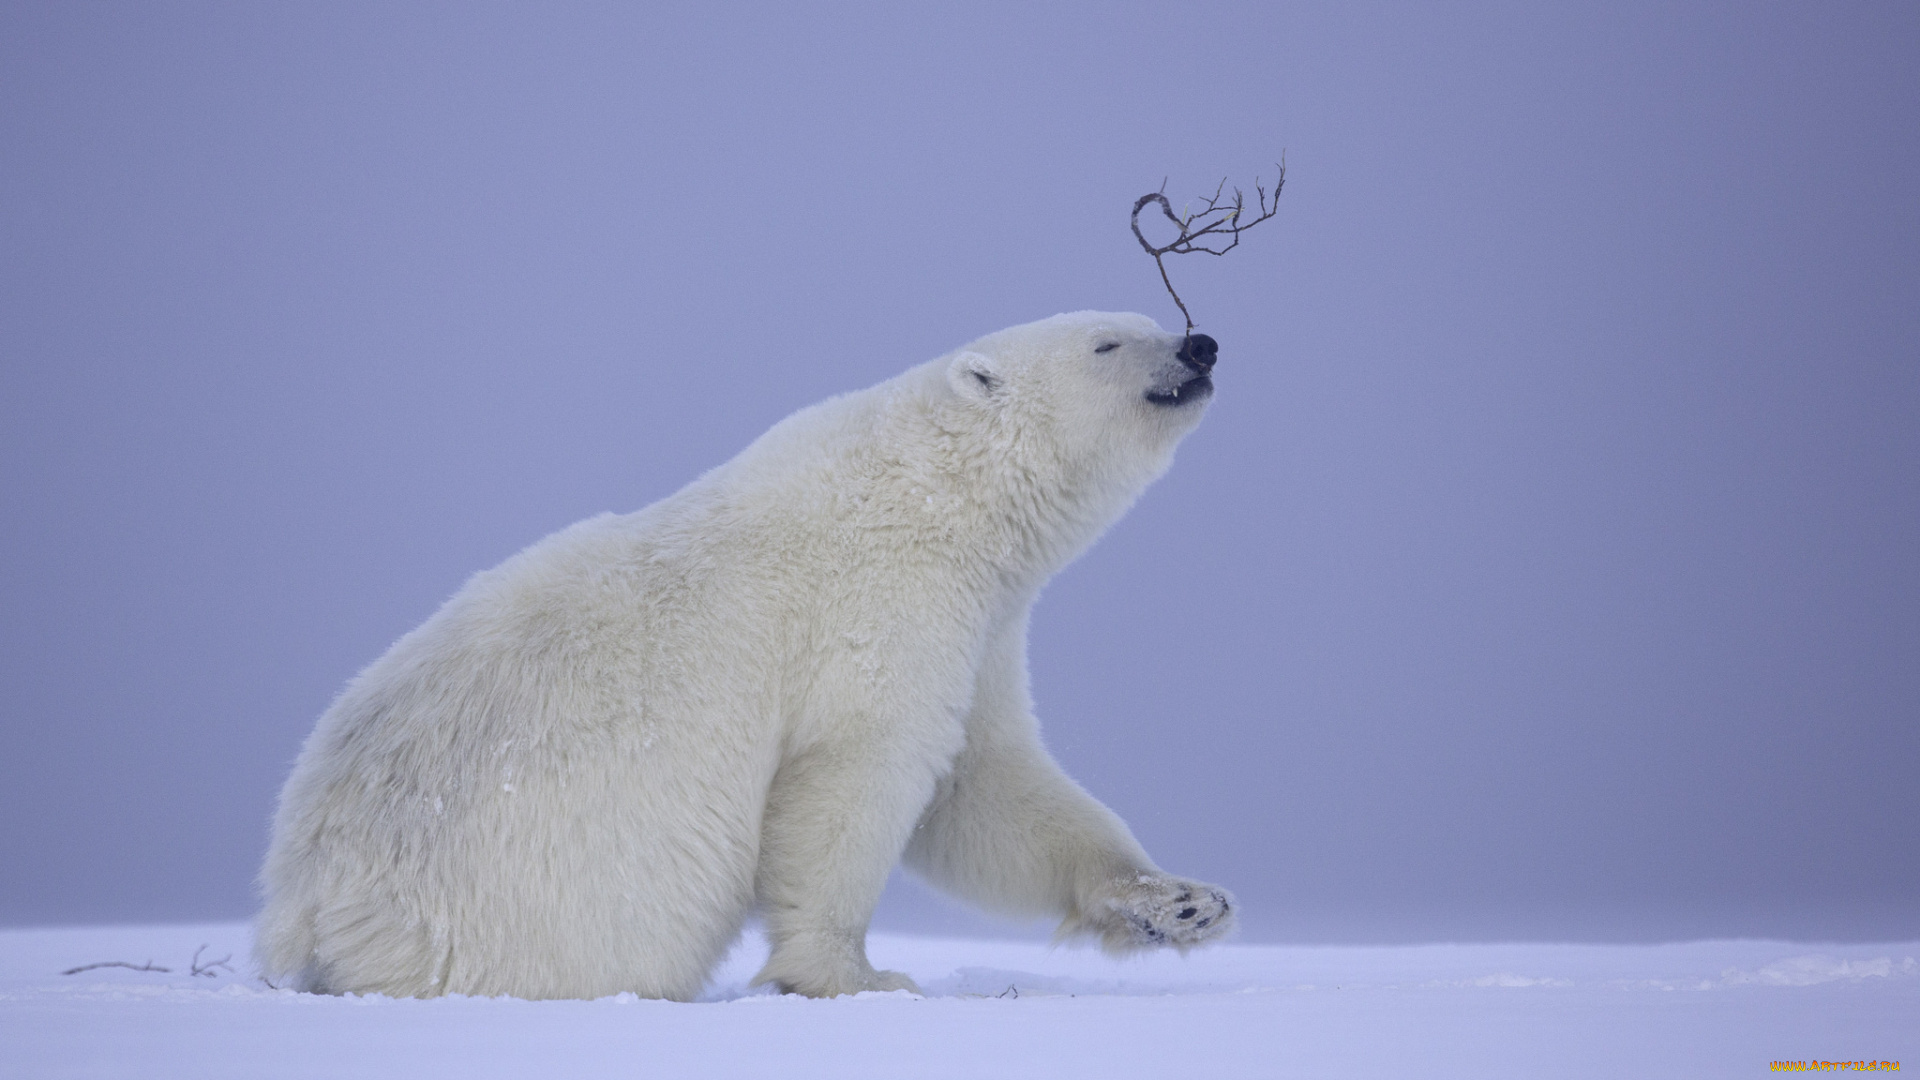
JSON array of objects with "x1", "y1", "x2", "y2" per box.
[
  {"x1": 1131, "y1": 159, "x2": 1286, "y2": 335},
  {"x1": 189, "y1": 944, "x2": 234, "y2": 977}
]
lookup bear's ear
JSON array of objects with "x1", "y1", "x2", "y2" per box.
[{"x1": 946, "y1": 351, "x2": 1003, "y2": 404}]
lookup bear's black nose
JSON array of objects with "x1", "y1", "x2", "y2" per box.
[{"x1": 1177, "y1": 333, "x2": 1218, "y2": 374}]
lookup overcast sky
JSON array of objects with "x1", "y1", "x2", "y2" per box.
[{"x1": 2, "y1": 1, "x2": 1915, "y2": 942}]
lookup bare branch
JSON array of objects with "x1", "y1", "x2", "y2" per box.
[
  {"x1": 1130, "y1": 159, "x2": 1286, "y2": 335},
  {"x1": 62, "y1": 960, "x2": 170, "y2": 975}
]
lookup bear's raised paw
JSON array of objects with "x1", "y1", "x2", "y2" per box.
[{"x1": 1094, "y1": 873, "x2": 1235, "y2": 953}]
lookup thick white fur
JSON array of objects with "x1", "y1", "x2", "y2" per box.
[{"x1": 256, "y1": 311, "x2": 1235, "y2": 1000}]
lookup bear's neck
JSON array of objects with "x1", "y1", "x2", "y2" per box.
[{"x1": 910, "y1": 413, "x2": 1169, "y2": 596}]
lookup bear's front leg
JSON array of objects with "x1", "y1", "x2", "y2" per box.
[
  {"x1": 903, "y1": 617, "x2": 1238, "y2": 953},
  {"x1": 751, "y1": 736, "x2": 940, "y2": 997}
]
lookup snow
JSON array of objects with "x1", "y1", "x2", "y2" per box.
[{"x1": 2, "y1": 922, "x2": 1913, "y2": 1078}]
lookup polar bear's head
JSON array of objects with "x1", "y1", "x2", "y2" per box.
[{"x1": 941, "y1": 311, "x2": 1217, "y2": 488}]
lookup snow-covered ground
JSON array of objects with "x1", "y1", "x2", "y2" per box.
[{"x1": 2, "y1": 922, "x2": 1912, "y2": 1078}]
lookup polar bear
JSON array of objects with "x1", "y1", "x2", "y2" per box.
[{"x1": 256, "y1": 311, "x2": 1235, "y2": 1000}]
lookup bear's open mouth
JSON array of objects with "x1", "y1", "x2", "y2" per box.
[{"x1": 1145, "y1": 375, "x2": 1213, "y2": 407}]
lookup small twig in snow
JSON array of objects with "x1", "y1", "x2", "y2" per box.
[{"x1": 61, "y1": 960, "x2": 171, "y2": 975}]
